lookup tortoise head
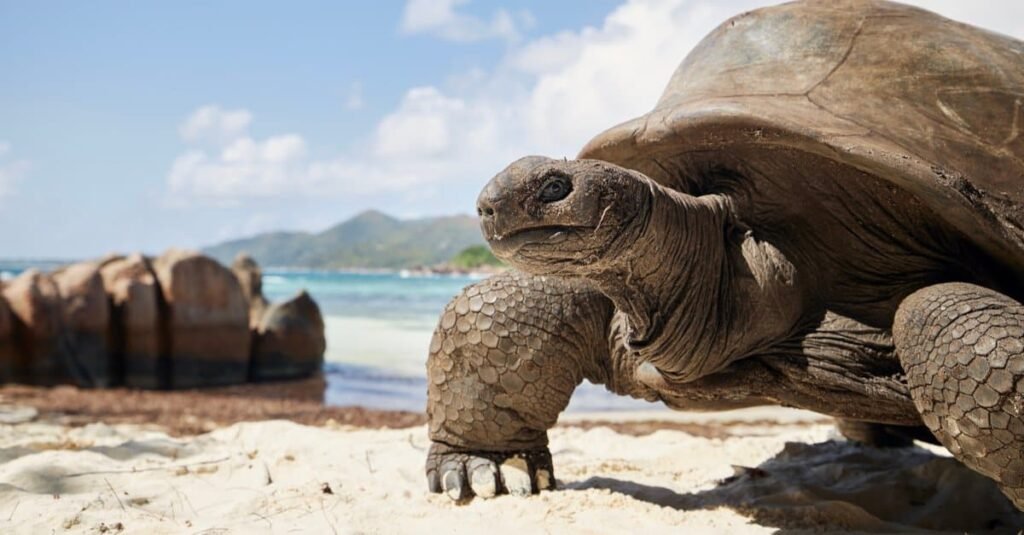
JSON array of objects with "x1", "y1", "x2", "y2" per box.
[
  {"x1": 477, "y1": 156, "x2": 652, "y2": 276},
  {"x1": 477, "y1": 155, "x2": 807, "y2": 384}
]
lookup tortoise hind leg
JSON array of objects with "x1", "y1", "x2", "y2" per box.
[{"x1": 894, "y1": 283, "x2": 1024, "y2": 509}]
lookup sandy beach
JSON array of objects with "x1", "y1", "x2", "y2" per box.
[{"x1": 0, "y1": 385, "x2": 1020, "y2": 534}]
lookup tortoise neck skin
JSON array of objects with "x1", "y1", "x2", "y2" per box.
[{"x1": 588, "y1": 181, "x2": 805, "y2": 384}]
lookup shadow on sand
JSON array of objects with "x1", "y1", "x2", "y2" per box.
[{"x1": 566, "y1": 440, "x2": 1023, "y2": 533}]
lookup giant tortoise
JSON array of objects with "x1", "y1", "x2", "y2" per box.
[{"x1": 425, "y1": 0, "x2": 1024, "y2": 509}]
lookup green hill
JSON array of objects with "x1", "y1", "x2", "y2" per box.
[
  {"x1": 203, "y1": 210, "x2": 486, "y2": 269},
  {"x1": 448, "y1": 245, "x2": 503, "y2": 270}
]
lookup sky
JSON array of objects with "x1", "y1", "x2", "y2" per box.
[{"x1": 1, "y1": 0, "x2": 1023, "y2": 259}]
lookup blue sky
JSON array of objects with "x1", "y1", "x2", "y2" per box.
[{"x1": 1, "y1": 0, "x2": 1022, "y2": 259}]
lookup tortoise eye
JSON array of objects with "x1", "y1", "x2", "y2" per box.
[{"x1": 538, "y1": 175, "x2": 572, "y2": 203}]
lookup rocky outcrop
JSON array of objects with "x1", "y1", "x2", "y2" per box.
[
  {"x1": 2, "y1": 270, "x2": 67, "y2": 384},
  {"x1": 252, "y1": 291, "x2": 326, "y2": 381},
  {"x1": 100, "y1": 254, "x2": 162, "y2": 388},
  {"x1": 0, "y1": 292, "x2": 15, "y2": 383},
  {"x1": 52, "y1": 262, "x2": 112, "y2": 387},
  {"x1": 0, "y1": 251, "x2": 325, "y2": 389},
  {"x1": 232, "y1": 253, "x2": 268, "y2": 329},
  {"x1": 152, "y1": 249, "x2": 251, "y2": 388}
]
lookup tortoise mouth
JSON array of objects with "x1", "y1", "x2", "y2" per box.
[{"x1": 487, "y1": 225, "x2": 595, "y2": 257}]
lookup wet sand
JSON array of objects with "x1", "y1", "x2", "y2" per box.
[
  {"x1": 0, "y1": 379, "x2": 424, "y2": 436},
  {"x1": 0, "y1": 381, "x2": 802, "y2": 438}
]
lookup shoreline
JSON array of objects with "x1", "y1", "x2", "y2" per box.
[
  {"x1": 0, "y1": 379, "x2": 425, "y2": 436},
  {"x1": 265, "y1": 264, "x2": 506, "y2": 278},
  {"x1": 0, "y1": 380, "x2": 813, "y2": 438},
  {"x1": 1, "y1": 262, "x2": 504, "y2": 282}
]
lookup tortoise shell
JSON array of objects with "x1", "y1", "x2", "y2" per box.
[{"x1": 579, "y1": 0, "x2": 1024, "y2": 272}]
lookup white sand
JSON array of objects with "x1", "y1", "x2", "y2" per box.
[{"x1": 0, "y1": 410, "x2": 1020, "y2": 534}]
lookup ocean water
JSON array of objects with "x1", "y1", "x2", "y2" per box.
[{"x1": 1, "y1": 263, "x2": 657, "y2": 412}]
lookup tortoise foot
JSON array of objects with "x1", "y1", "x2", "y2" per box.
[{"x1": 426, "y1": 442, "x2": 555, "y2": 503}]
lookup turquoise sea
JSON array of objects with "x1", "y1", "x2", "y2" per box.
[{"x1": 1, "y1": 263, "x2": 656, "y2": 412}]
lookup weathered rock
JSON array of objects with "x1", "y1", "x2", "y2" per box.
[
  {"x1": 96, "y1": 253, "x2": 125, "y2": 268},
  {"x1": 2, "y1": 270, "x2": 68, "y2": 384},
  {"x1": 0, "y1": 292, "x2": 15, "y2": 383},
  {"x1": 52, "y1": 262, "x2": 112, "y2": 387},
  {"x1": 152, "y1": 249, "x2": 251, "y2": 388},
  {"x1": 251, "y1": 291, "x2": 325, "y2": 381},
  {"x1": 100, "y1": 254, "x2": 162, "y2": 388},
  {"x1": 231, "y1": 253, "x2": 268, "y2": 329}
]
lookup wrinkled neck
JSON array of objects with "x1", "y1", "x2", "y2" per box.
[
  {"x1": 589, "y1": 183, "x2": 736, "y2": 381},
  {"x1": 590, "y1": 179, "x2": 810, "y2": 384}
]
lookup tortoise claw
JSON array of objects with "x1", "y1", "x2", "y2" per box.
[{"x1": 426, "y1": 442, "x2": 555, "y2": 503}]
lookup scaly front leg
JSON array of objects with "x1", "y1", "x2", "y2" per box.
[
  {"x1": 894, "y1": 282, "x2": 1024, "y2": 510},
  {"x1": 426, "y1": 271, "x2": 616, "y2": 501}
]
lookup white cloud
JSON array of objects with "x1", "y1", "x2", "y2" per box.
[
  {"x1": 400, "y1": 0, "x2": 530, "y2": 43},
  {"x1": 373, "y1": 87, "x2": 466, "y2": 158},
  {"x1": 518, "y1": 0, "x2": 768, "y2": 156},
  {"x1": 0, "y1": 142, "x2": 29, "y2": 198},
  {"x1": 166, "y1": 104, "x2": 459, "y2": 202},
  {"x1": 167, "y1": 131, "x2": 312, "y2": 200},
  {"x1": 379, "y1": 0, "x2": 773, "y2": 167},
  {"x1": 178, "y1": 105, "x2": 253, "y2": 144},
  {"x1": 167, "y1": 0, "x2": 1024, "y2": 207}
]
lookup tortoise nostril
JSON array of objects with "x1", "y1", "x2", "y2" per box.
[{"x1": 477, "y1": 197, "x2": 498, "y2": 218}]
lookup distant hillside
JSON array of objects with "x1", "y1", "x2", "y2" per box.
[
  {"x1": 203, "y1": 210, "x2": 486, "y2": 270},
  {"x1": 448, "y1": 245, "x2": 503, "y2": 270}
]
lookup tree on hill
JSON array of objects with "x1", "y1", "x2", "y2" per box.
[{"x1": 448, "y1": 245, "x2": 504, "y2": 270}]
